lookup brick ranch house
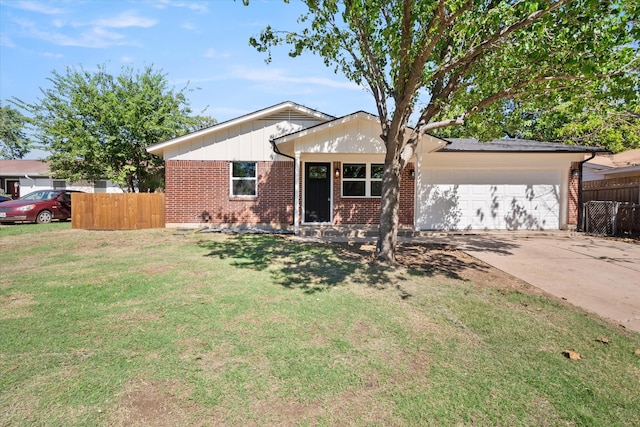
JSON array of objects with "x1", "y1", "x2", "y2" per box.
[{"x1": 146, "y1": 101, "x2": 602, "y2": 233}]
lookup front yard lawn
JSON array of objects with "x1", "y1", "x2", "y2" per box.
[{"x1": 1, "y1": 225, "x2": 639, "y2": 426}]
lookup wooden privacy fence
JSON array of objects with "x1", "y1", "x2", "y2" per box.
[
  {"x1": 72, "y1": 193, "x2": 165, "y2": 230},
  {"x1": 583, "y1": 176, "x2": 640, "y2": 204}
]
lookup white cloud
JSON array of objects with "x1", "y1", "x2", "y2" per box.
[
  {"x1": 15, "y1": 1, "x2": 64, "y2": 15},
  {"x1": 233, "y1": 66, "x2": 362, "y2": 90},
  {"x1": 153, "y1": 0, "x2": 208, "y2": 13},
  {"x1": 204, "y1": 48, "x2": 230, "y2": 59},
  {"x1": 12, "y1": 9, "x2": 154, "y2": 49},
  {"x1": 15, "y1": 17, "x2": 129, "y2": 49},
  {"x1": 0, "y1": 34, "x2": 16, "y2": 48},
  {"x1": 42, "y1": 52, "x2": 63, "y2": 59},
  {"x1": 91, "y1": 11, "x2": 157, "y2": 29}
]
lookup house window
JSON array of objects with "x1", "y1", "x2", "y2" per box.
[
  {"x1": 53, "y1": 180, "x2": 66, "y2": 189},
  {"x1": 371, "y1": 164, "x2": 384, "y2": 197},
  {"x1": 231, "y1": 162, "x2": 257, "y2": 197},
  {"x1": 342, "y1": 163, "x2": 384, "y2": 197}
]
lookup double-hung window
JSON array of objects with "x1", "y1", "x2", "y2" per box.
[
  {"x1": 231, "y1": 162, "x2": 257, "y2": 197},
  {"x1": 342, "y1": 163, "x2": 384, "y2": 197}
]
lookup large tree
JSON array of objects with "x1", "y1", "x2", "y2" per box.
[
  {"x1": 249, "y1": 0, "x2": 638, "y2": 262},
  {"x1": 15, "y1": 65, "x2": 203, "y2": 192},
  {"x1": 0, "y1": 103, "x2": 33, "y2": 159},
  {"x1": 435, "y1": 81, "x2": 640, "y2": 153}
]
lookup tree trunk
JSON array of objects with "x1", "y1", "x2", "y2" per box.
[{"x1": 375, "y1": 154, "x2": 402, "y2": 263}]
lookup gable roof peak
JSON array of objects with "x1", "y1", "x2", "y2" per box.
[{"x1": 147, "y1": 101, "x2": 334, "y2": 155}]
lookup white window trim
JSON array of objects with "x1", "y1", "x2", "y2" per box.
[
  {"x1": 230, "y1": 161, "x2": 258, "y2": 198},
  {"x1": 341, "y1": 163, "x2": 383, "y2": 198}
]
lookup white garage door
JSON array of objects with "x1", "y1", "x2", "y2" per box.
[{"x1": 418, "y1": 169, "x2": 561, "y2": 230}]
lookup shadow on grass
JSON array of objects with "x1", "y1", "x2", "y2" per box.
[
  {"x1": 197, "y1": 235, "x2": 499, "y2": 296},
  {"x1": 198, "y1": 235, "x2": 392, "y2": 294},
  {"x1": 397, "y1": 243, "x2": 491, "y2": 280}
]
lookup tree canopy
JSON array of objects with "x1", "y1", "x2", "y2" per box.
[
  {"x1": 0, "y1": 103, "x2": 33, "y2": 159},
  {"x1": 435, "y1": 81, "x2": 640, "y2": 153},
  {"x1": 249, "y1": 0, "x2": 639, "y2": 261},
  {"x1": 15, "y1": 65, "x2": 208, "y2": 192}
]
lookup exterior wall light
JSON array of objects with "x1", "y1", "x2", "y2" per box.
[
  {"x1": 335, "y1": 167, "x2": 340, "y2": 178},
  {"x1": 409, "y1": 169, "x2": 416, "y2": 179}
]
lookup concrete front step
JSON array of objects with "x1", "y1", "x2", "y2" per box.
[{"x1": 298, "y1": 225, "x2": 419, "y2": 238}]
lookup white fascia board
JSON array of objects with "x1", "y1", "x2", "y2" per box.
[
  {"x1": 146, "y1": 101, "x2": 334, "y2": 156},
  {"x1": 421, "y1": 134, "x2": 448, "y2": 153},
  {"x1": 599, "y1": 164, "x2": 640, "y2": 175}
]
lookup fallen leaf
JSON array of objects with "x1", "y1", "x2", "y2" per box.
[
  {"x1": 634, "y1": 349, "x2": 640, "y2": 357},
  {"x1": 562, "y1": 350, "x2": 582, "y2": 361},
  {"x1": 596, "y1": 337, "x2": 610, "y2": 344}
]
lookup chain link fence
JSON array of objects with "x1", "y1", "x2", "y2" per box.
[{"x1": 583, "y1": 201, "x2": 640, "y2": 236}]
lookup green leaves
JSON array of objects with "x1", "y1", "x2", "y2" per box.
[
  {"x1": 19, "y1": 64, "x2": 199, "y2": 191},
  {"x1": 0, "y1": 103, "x2": 33, "y2": 159}
]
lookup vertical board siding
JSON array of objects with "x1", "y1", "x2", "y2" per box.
[
  {"x1": 583, "y1": 176, "x2": 640, "y2": 204},
  {"x1": 72, "y1": 193, "x2": 165, "y2": 230}
]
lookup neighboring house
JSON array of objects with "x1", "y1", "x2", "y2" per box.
[
  {"x1": 0, "y1": 159, "x2": 123, "y2": 198},
  {"x1": 583, "y1": 149, "x2": 640, "y2": 182},
  {"x1": 582, "y1": 149, "x2": 640, "y2": 205},
  {"x1": 146, "y1": 101, "x2": 602, "y2": 232}
]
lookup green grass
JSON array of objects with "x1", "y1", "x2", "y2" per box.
[{"x1": 1, "y1": 227, "x2": 639, "y2": 426}]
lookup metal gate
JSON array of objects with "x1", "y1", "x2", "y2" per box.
[
  {"x1": 584, "y1": 201, "x2": 618, "y2": 236},
  {"x1": 583, "y1": 201, "x2": 640, "y2": 236}
]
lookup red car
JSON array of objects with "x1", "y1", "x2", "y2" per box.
[{"x1": 0, "y1": 189, "x2": 83, "y2": 224}]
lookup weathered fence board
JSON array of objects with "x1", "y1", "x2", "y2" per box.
[
  {"x1": 583, "y1": 176, "x2": 640, "y2": 204},
  {"x1": 72, "y1": 193, "x2": 165, "y2": 230}
]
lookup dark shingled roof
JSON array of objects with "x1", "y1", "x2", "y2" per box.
[{"x1": 441, "y1": 138, "x2": 606, "y2": 153}]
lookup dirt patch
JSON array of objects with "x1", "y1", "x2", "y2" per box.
[
  {"x1": 1, "y1": 292, "x2": 36, "y2": 319},
  {"x1": 250, "y1": 398, "x2": 324, "y2": 426},
  {"x1": 338, "y1": 242, "x2": 538, "y2": 294},
  {"x1": 395, "y1": 243, "x2": 535, "y2": 292},
  {"x1": 110, "y1": 379, "x2": 201, "y2": 427}
]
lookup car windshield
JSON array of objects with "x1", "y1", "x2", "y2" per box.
[{"x1": 20, "y1": 191, "x2": 57, "y2": 201}]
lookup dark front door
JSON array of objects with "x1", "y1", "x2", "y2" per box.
[
  {"x1": 304, "y1": 163, "x2": 331, "y2": 223},
  {"x1": 8, "y1": 181, "x2": 19, "y2": 199}
]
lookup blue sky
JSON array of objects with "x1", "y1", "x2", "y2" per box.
[{"x1": 0, "y1": 0, "x2": 378, "y2": 158}]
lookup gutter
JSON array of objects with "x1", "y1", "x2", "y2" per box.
[
  {"x1": 270, "y1": 139, "x2": 296, "y2": 226},
  {"x1": 577, "y1": 152, "x2": 597, "y2": 231}
]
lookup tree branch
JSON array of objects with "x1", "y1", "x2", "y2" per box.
[
  {"x1": 464, "y1": 74, "x2": 616, "y2": 119},
  {"x1": 431, "y1": 0, "x2": 572, "y2": 84}
]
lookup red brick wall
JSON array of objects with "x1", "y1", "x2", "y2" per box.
[
  {"x1": 331, "y1": 161, "x2": 414, "y2": 225},
  {"x1": 166, "y1": 159, "x2": 415, "y2": 227},
  {"x1": 165, "y1": 160, "x2": 293, "y2": 225},
  {"x1": 568, "y1": 162, "x2": 580, "y2": 225}
]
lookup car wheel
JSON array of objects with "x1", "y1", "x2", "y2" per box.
[{"x1": 36, "y1": 210, "x2": 53, "y2": 224}]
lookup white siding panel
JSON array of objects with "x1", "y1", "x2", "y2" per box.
[
  {"x1": 418, "y1": 168, "x2": 562, "y2": 230},
  {"x1": 294, "y1": 117, "x2": 386, "y2": 154},
  {"x1": 167, "y1": 114, "x2": 312, "y2": 162}
]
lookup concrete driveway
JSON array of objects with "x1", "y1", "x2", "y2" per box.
[{"x1": 449, "y1": 233, "x2": 640, "y2": 333}]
